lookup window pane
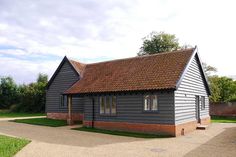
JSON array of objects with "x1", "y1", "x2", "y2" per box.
[
  {"x1": 151, "y1": 95, "x2": 158, "y2": 111},
  {"x1": 105, "y1": 96, "x2": 110, "y2": 114},
  {"x1": 144, "y1": 95, "x2": 150, "y2": 111},
  {"x1": 100, "y1": 97, "x2": 105, "y2": 114},
  {"x1": 60, "y1": 95, "x2": 64, "y2": 107},
  {"x1": 201, "y1": 96, "x2": 205, "y2": 110},
  {"x1": 64, "y1": 95, "x2": 67, "y2": 107},
  {"x1": 111, "y1": 96, "x2": 116, "y2": 114}
]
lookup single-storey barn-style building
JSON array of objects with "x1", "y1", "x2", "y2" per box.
[{"x1": 46, "y1": 47, "x2": 210, "y2": 136}]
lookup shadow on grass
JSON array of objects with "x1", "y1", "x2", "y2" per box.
[
  {"x1": 0, "y1": 110, "x2": 45, "y2": 118},
  {"x1": 12, "y1": 118, "x2": 68, "y2": 127}
]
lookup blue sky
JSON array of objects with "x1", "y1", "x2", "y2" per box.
[{"x1": 0, "y1": 0, "x2": 235, "y2": 84}]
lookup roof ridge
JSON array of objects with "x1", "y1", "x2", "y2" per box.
[
  {"x1": 68, "y1": 58, "x2": 86, "y2": 66},
  {"x1": 87, "y1": 48, "x2": 195, "y2": 66}
]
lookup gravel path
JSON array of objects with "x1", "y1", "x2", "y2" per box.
[{"x1": 0, "y1": 119, "x2": 235, "y2": 157}]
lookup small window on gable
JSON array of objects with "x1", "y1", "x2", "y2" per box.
[
  {"x1": 144, "y1": 94, "x2": 158, "y2": 111},
  {"x1": 60, "y1": 95, "x2": 67, "y2": 107},
  {"x1": 201, "y1": 96, "x2": 205, "y2": 110}
]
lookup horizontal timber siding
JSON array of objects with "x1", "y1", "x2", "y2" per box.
[
  {"x1": 175, "y1": 55, "x2": 209, "y2": 124},
  {"x1": 84, "y1": 91, "x2": 175, "y2": 124},
  {"x1": 46, "y1": 61, "x2": 83, "y2": 113}
]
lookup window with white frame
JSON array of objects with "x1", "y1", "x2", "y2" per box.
[
  {"x1": 100, "y1": 96, "x2": 116, "y2": 115},
  {"x1": 144, "y1": 95, "x2": 158, "y2": 111}
]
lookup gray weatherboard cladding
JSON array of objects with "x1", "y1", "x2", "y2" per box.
[
  {"x1": 174, "y1": 54, "x2": 209, "y2": 124},
  {"x1": 83, "y1": 91, "x2": 175, "y2": 124},
  {"x1": 46, "y1": 60, "x2": 83, "y2": 113}
]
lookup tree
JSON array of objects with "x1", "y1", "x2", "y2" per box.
[
  {"x1": 208, "y1": 76, "x2": 236, "y2": 102},
  {"x1": 37, "y1": 73, "x2": 48, "y2": 84},
  {"x1": 202, "y1": 62, "x2": 217, "y2": 77},
  {"x1": 15, "y1": 73, "x2": 48, "y2": 113},
  {"x1": 138, "y1": 31, "x2": 180, "y2": 56},
  {"x1": 208, "y1": 76, "x2": 221, "y2": 102},
  {"x1": 0, "y1": 77, "x2": 19, "y2": 109}
]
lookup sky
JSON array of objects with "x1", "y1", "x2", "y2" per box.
[{"x1": 0, "y1": 0, "x2": 235, "y2": 84}]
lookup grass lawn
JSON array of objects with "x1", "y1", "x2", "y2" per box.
[
  {"x1": 211, "y1": 116, "x2": 236, "y2": 123},
  {"x1": 0, "y1": 135, "x2": 30, "y2": 157},
  {"x1": 73, "y1": 127, "x2": 171, "y2": 138},
  {"x1": 0, "y1": 110, "x2": 45, "y2": 118},
  {"x1": 13, "y1": 118, "x2": 68, "y2": 127}
]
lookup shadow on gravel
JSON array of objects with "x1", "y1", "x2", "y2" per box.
[{"x1": 184, "y1": 126, "x2": 236, "y2": 157}]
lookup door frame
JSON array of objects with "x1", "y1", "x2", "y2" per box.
[{"x1": 195, "y1": 96, "x2": 201, "y2": 123}]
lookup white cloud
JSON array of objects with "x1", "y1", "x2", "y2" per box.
[
  {"x1": 0, "y1": 0, "x2": 235, "y2": 83},
  {"x1": 0, "y1": 56, "x2": 60, "y2": 84}
]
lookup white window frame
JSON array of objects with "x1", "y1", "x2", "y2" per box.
[
  {"x1": 100, "y1": 96, "x2": 116, "y2": 115},
  {"x1": 144, "y1": 94, "x2": 158, "y2": 112}
]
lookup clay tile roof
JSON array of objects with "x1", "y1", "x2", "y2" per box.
[
  {"x1": 68, "y1": 59, "x2": 86, "y2": 77},
  {"x1": 65, "y1": 48, "x2": 195, "y2": 94}
]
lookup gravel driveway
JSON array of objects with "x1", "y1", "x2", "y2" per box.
[{"x1": 0, "y1": 119, "x2": 235, "y2": 157}]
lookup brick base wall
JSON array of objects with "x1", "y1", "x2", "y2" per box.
[
  {"x1": 83, "y1": 117, "x2": 211, "y2": 137},
  {"x1": 83, "y1": 121, "x2": 176, "y2": 136},
  {"x1": 200, "y1": 116, "x2": 211, "y2": 125},
  {"x1": 47, "y1": 112, "x2": 84, "y2": 121},
  {"x1": 175, "y1": 117, "x2": 211, "y2": 136}
]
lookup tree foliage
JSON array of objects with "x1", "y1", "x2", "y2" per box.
[
  {"x1": 0, "y1": 77, "x2": 19, "y2": 109},
  {"x1": 138, "y1": 31, "x2": 181, "y2": 56},
  {"x1": 0, "y1": 73, "x2": 48, "y2": 113},
  {"x1": 202, "y1": 62, "x2": 217, "y2": 77},
  {"x1": 208, "y1": 76, "x2": 236, "y2": 102}
]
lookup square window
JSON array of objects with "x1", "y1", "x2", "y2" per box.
[
  {"x1": 100, "y1": 95, "x2": 117, "y2": 115},
  {"x1": 144, "y1": 94, "x2": 158, "y2": 111}
]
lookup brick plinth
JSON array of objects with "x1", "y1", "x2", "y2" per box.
[
  {"x1": 83, "y1": 117, "x2": 211, "y2": 137},
  {"x1": 47, "y1": 112, "x2": 84, "y2": 121},
  {"x1": 83, "y1": 121, "x2": 176, "y2": 136},
  {"x1": 200, "y1": 116, "x2": 211, "y2": 125}
]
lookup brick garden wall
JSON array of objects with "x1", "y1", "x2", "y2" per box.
[{"x1": 210, "y1": 102, "x2": 236, "y2": 117}]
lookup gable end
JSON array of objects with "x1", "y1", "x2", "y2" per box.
[
  {"x1": 175, "y1": 47, "x2": 210, "y2": 95},
  {"x1": 46, "y1": 56, "x2": 80, "y2": 90}
]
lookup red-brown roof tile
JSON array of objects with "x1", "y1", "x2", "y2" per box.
[
  {"x1": 69, "y1": 59, "x2": 86, "y2": 77},
  {"x1": 65, "y1": 48, "x2": 195, "y2": 94}
]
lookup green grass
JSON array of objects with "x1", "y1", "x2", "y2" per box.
[
  {"x1": 0, "y1": 135, "x2": 30, "y2": 157},
  {"x1": 211, "y1": 116, "x2": 236, "y2": 123},
  {"x1": 13, "y1": 118, "x2": 68, "y2": 127},
  {"x1": 73, "y1": 127, "x2": 171, "y2": 138},
  {"x1": 0, "y1": 110, "x2": 45, "y2": 118}
]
